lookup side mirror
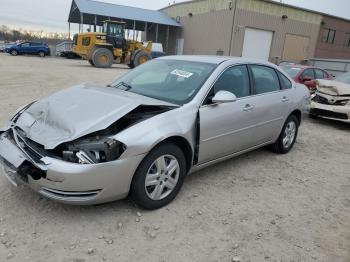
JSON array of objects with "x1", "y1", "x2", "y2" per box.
[
  {"x1": 302, "y1": 76, "x2": 312, "y2": 82},
  {"x1": 212, "y1": 90, "x2": 237, "y2": 104}
]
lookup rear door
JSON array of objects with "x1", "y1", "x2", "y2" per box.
[
  {"x1": 29, "y1": 42, "x2": 40, "y2": 54},
  {"x1": 246, "y1": 65, "x2": 292, "y2": 143}
]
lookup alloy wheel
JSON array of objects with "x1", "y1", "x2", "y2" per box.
[
  {"x1": 283, "y1": 121, "x2": 296, "y2": 149},
  {"x1": 145, "y1": 155, "x2": 180, "y2": 201}
]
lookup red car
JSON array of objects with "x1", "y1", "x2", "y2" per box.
[{"x1": 280, "y1": 64, "x2": 334, "y2": 91}]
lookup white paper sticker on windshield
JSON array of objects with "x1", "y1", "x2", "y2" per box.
[{"x1": 171, "y1": 69, "x2": 193, "y2": 78}]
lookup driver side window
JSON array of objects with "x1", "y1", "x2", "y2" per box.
[{"x1": 213, "y1": 65, "x2": 250, "y2": 98}]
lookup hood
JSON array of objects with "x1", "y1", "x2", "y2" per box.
[
  {"x1": 15, "y1": 84, "x2": 174, "y2": 149},
  {"x1": 316, "y1": 79, "x2": 350, "y2": 96}
]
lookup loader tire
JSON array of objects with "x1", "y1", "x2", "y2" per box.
[
  {"x1": 127, "y1": 61, "x2": 135, "y2": 69},
  {"x1": 92, "y1": 48, "x2": 114, "y2": 68},
  {"x1": 133, "y1": 50, "x2": 152, "y2": 67}
]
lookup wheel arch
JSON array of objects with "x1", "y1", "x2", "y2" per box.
[
  {"x1": 289, "y1": 109, "x2": 302, "y2": 125},
  {"x1": 146, "y1": 136, "x2": 194, "y2": 173}
]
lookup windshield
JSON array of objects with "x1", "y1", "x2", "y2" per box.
[
  {"x1": 335, "y1": 72, "x2": 350, "y2": 84},
  {"x1": 280, "y1": 66, "x2": 302, "y2": 78},
  {"x1": 111, "y1": 59, "x2": 216, "y2": 105}
]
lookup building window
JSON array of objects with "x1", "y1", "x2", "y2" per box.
[
  {"x1": 322, "y1": 28, "x2": 336, "y2": 44},
  {"x1": 345, "y1": 33, "x2": 350, "y2": 47}
]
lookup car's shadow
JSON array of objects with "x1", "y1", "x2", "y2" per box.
[
  {"x1": 4, "y1": 147, "x2": 267, "y2": 218},
  {"x1": 66, "y1": 62, "x2": 130, "y2": 70},
  {"x1": 308, "y1": 117, "x2": 350, "y2": 131}
]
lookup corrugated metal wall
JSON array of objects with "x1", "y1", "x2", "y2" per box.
[
  {"x1": 237, "y1": 0, "x2": 321, "y2": 25},
  {"x1": 162, "y1": 0, "x2": 323, "y2": 60},
  {"x1": 230, "y1": 7, "x2": 321, "y2": 62},
  {"x1": 162, "y1": 0, "x2": 231, "y2": 18},
  {"x1": 175, "y1": 9, "x2": 235, "y2": 55}
]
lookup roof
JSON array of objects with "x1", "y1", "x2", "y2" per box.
[
  {"x1": 158, "y1": 55, "x2": 279, "y2": 67},
  {"x1": 69, "y1": 0, "x2": 180, "y2": 27}
]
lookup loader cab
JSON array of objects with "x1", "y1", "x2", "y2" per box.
[{"x1": 103, "y1": 21, "x2": 125, "y2": 38}]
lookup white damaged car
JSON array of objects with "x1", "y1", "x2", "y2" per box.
[{"x1": 310, "y1": 72, "x2": 350, "y2": 123}]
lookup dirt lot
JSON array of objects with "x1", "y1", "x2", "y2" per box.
[{"x1": 0, "y1": 54, "x2": 349, "y2": 262}]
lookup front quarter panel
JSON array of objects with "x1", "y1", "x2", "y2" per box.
[{"x1": 113, "y1": 103, "x2": 199, "y2": 159}]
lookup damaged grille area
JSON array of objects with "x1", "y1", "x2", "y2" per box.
[
  {"x1": 313, "y1": 94, "x2": 349, "y2": 106},
  {"x1": 9, "y1": 128, "x2": 46, "y2": 164}
]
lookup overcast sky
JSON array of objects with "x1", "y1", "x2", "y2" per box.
[{"x1": 0, "y1": 0, "x2": 349, "y2": 32}]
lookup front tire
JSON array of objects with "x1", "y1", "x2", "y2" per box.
[
  {"x1": 11, "y1": 50, "x2": 18, "y2": 56},
  {"x1": 132, "y1": 50, "x2": 152, "y2": 67},
  {"x1": 92, "y1": 48, "x2": 114, "y2": 68},
  {"x1": 131, "y1": 143, "x2": 187, "y2": 210},
  {"x1": 270, "y1": 115, "x2": 299, "y2": 154},
  {"x1": 38, "y1": 51, "x2": 45, "y2": 57}
]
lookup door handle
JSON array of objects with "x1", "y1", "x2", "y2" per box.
[
  {"x1": 282, "y1": 96, "x2": 289, "y2": 102},
  {"x1": 243, "y1": 104, "x2": 255, "y2": 111}
]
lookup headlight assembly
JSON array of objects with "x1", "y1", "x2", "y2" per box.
[{"x1": 61, "y1": 137, "x2": 126, "y2": 164}]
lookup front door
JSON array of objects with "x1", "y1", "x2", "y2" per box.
[
  {"x1": 198, "y1": 65, "x2": 260, "y2": 163},
  {"x1": 20, "y1": 42, "x2": 31, "y2": 54}
]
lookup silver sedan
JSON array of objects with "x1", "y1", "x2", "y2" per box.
[{"x1": 0, "y1": 56, "x2": 310, "y2": 209}]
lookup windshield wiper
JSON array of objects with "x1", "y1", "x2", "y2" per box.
[{"x1": 108, "y1": 81, "x2": 133, "y2": 91}]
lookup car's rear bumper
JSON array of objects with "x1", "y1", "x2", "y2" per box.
[
  {"x1": 0, "y1": 131, "x2": 145, "y2": 205},
  {"x1": 310, "y1": 101, "x2": 350, "y2": 123}
]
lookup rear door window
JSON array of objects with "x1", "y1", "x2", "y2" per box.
[
  {"x1": 315, "y1": 69, "x2": 326, "y2": 79},
  {"x1": 278, "y1": 72, "x2": 293, "y2": 89},
  {"x1": 250, "y1": 65, "x2": 281, "y2": 94}
]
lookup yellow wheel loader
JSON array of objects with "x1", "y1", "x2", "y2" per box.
[{"x1": 73, "y1": 20, "x2": 152, "y2": 68}]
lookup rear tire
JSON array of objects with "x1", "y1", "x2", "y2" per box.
[
  {"x1": 38, "y1": 51, "x2": 45, "y2": 57},
  {"x1": 11, "y1": 50, "x2": 18, "y2": 56},
  {"x1": 270, "y1": 115, "x2": 299, "y2": 154},
  {"x1": 131, "y1": 143, "x2": 186, "y2": 210},
  {"x1": 92, "y1": 48, "x2": 114, "y2": 68},
  {"x1": 132, "y1": 50, "x2": 152, "y2": 67}
]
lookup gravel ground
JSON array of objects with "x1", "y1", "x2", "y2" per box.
[{"x1": 0, "y1": 54, "x2": 349, "y2": 262}]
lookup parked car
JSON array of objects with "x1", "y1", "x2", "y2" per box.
[
  {"x1": 0, "y1": 43, "x2": 13, "y2": 53},
  {"x1": 5, "y1": 42, "x2": 50, "y2": 57},
  {"x1": 0, "y1": 56, "x2": 310, "y2": 209},
  {"x1": 280, "y1": 64, "x2": 333, "y2": 91},
  {"x1": 310, "y1": 71, "x2": 350, "y2": 123}
]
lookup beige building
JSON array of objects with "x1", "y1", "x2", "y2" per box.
[{"x1": 161, "y1": 0, "x2": 349, "y2": 62}]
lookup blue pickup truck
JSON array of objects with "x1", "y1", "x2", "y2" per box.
[{"x1": 5, "y1": 42, "x2": 51, "y2": 57}]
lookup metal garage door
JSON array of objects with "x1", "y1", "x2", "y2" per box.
[
  {"x1": 282, "y1": 34, "x2": 310, "y2": 62},
  {"x1": 242, "y1": 28, "x2": 273, "y2": 61}
]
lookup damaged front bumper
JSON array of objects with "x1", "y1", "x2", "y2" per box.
[
  {"x1": 310, "y1": 101, "x2": 350, "y2": 123},
  {"x1": 0, "y1": 130, "x2": 145, "y2": 205}
]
